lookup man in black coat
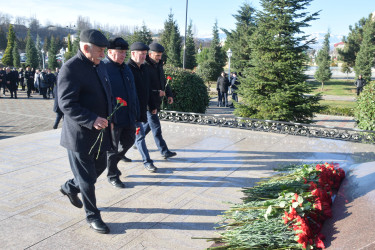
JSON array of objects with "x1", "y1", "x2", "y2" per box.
[
  {"x1": 58, "y1": 29, "x2": 112, "y2": 234},
  {"x1": 127, "y1": 42, "x2": 158, "y2": 172},
  {"x1": 24, "y1": 66, "x2": 34, "y2": 98},
  {"x1": 5, "y1": 67, "x2": 18, "y2": 98},
  {"x1": 103, "y1": 37, "x2": 140, "y2": 188},
  {"x1": 216, "y1": 72, "x2": 230, "y2": 107},
  {"x1": 0, "y1": 67, "x2": 6, "y2": 97},
  {"x1": 354, "y1": 74, "x2": 367, "y2": 96},
  {"x1": 144, "y1": 42, "x2": 176, "y2": 159}
]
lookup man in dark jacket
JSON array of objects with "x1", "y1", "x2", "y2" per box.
[
  {"x1": 0, "y1": 67, "x2": 6, "y2": 97},
  {"x1": 216, "y1": 71, "x2": 230, "y2": 107},
  {"x1": 24, "y1": 66, "x2": 34, "y2": 98},
  {"x1": 58, "y1": 29, "x2": 112, "y2": 234},
  {"x1": 144, "y1": 42, "x2": 176, "y2": 159},
  {"x1": 354, "y1": 74, "x2": 367, "y2": 96},
  {"x1": 127, "y1": 42, "x2": 158, "y2": 172},
  {"x1": 230, "y1": 72, "x2": 240, "y2": 103},
  {"x1": 5, "y1": 67, "x2": 18, "y2": 98},
  {"x1": 104, "y1": 37, "x2": 140, "y2": 188}
]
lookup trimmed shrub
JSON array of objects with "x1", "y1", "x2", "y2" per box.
[
  {"x1": 163, "y1": 65, "x2": 209, "y2": 113},
  {"x1": 355, "y1": 81, "x2": 375, "y2": 130}
]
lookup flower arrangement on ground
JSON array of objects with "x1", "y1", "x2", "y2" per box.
[{"x1": 206, "y1": 163, "x2": 345, "y2": 249}]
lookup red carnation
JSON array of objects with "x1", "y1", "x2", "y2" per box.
[{"x1": 167, "y1": 76, "x2": 172, "y2": 80}]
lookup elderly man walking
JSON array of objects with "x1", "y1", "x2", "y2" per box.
[
  {"x1": 144, "y1": 42, "x2": 176, "y2": 159},
  {"x1": 127, "y1": 42, "x2": 159, "y2": 172},
  {"x1": 58, "y1": 29, "x2": 113, "y2": 234},
  {"x1": 103, "y1": 37, "x2": 139, "y2": 188}
]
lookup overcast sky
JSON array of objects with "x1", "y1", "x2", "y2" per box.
[{"x1": 0, "y1": 0, "x2": 374, "y2": 39}]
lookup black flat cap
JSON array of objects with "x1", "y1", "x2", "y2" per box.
[
  {"x1": 130, "y1": 42, "x2": 149, "y2": 51},
  {"x1": 149, "y1": 43, "x2": 165, "y2": 52},
  {"x1": 108, "y1": 37, "x2": 129, "y2": 50},
  {"x1": 80, "y1": 29, "x2": 108, "y2": 47}
]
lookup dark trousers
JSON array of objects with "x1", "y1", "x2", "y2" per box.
[
  {"x1": 356, "y1": 87, "x2": 363, "y2": 96},
  {"x1": 217, "y1": 91, "x2": 222, "y2": 106},
  {"x1": 27, "y1": 82, "x2": 33, "y2": 97},
  {"x1": 62, "y1": 150, "x2": 107, "y2": 222},
  {"x1": 143, "y1": 111, "x2": 169, "y2": 155},
  {"x1": 232, "y1": 92, "x2": 238, "y2": 103},
  {"x1": 40, "y1": 87, "x2": 48, "y2": 99},
  {"x1": 53, "y1": 111, "x2": 63, "y2": 129},
  {"x1": 107, "y1": 126, "x2": 136, "y2": 179},
  {"x1": 221, "y1": 92, "x2": 228, "y2": 106}
]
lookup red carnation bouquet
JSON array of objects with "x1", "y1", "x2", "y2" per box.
[{"x1": 89, "y1": 97, "x2": 127, "y2": 159}]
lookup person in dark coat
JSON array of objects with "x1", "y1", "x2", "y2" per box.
[
  {"x1": 47, "y1": 68, "x2": 56, "y2": 98},
  {"x1": 216, "y1": 71, "x2": 230, "y2": 107},
  {"x1": 58, "y1": 29, "x2": 113, "y2": 234},
  {"x1": 24, "y1": 66, "x2": 34, "y2": 98},
  {"x1": 0, "y1": 67, "x2": 6, "y2": 97},
  {"x1": 18, "y1": 68, "x2": 25, "y2": 91},
  {"x1": 103, "y1": 37, "x2": 140, "y2": 188},
  {"x1": 37, "y1": 69, "x2": 49, "y2": 99},
  {"x1": 230, "y1": 72, "x2": 240, "y2": 103},
  {"x1": 5, "y1": 67, "x2": 18, "y2": 98},
  {"x1": 143, "y1": 42, "x2": 177, "y2": 159},
  {"x1": 354, "y1": 74, "x2": 367, "y2": 96},
  {"x1": 127, "y1": 42, "x2": 158, "y2": 172}
]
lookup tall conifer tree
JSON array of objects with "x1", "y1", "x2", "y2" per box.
[
  {"x1": 48, "y1": 36, "x2": 58, "y2": 69},
  {"x1": 314, "y1": 32, "x2": 332, "y2": 90},
  {"x1": 167, "y1": 25, "x2": 182, "y2": 67},
  {"x1": 182, "y1": 20, "x2": 197, "y2": 70},
  {"x1": 0, "y1": 28, "x2": 7, "y2": 50},
  {"x1": 222, "y1": 3, "x2": 257, "y2": 73},
  {"x1": 235, "y1": 0, "x2": 322, "y2": 123},
  {"x1": 354, "y1": 14, "x2": 375, "y2": 81},
  {"x1": 65, "y1": 33, "x2": 73, "y2": 61},
  {"x1": 12, "y1": 40, "x2": 20, "y2": 68},
  {"x1": 160, "y1": 10, "x2": 181, "y2": 64},
  {"x1": 2, "y1": 24, "x2": 16, "y2": 66},
  {"x1": 25, "y1": 29, "x2": 39, "y2": 69}
]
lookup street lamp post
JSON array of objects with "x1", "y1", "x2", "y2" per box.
[
  {"x1": 226, "y1": 48, "x2": 232, "y2": 81},
  {"x1": 182, "y1": 0, "x2": 189, "y2": 69},
  {"x1": 41, "y1": 49, "x2": 45, "y2": 69}
]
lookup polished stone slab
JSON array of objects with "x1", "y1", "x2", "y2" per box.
[{"x1": 0, "y1": 122, "x2": 374, "y2": 249}]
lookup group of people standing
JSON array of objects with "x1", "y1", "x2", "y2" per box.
[
  {"x1": 216, "y1": 71, "x2": 240, "y2": 107},
  {"x1": 0, "y1": 65, "x2": 58, "y2": 99},
  {"x1": 57, "y1": 29, "x2": 176, "y2": 234}
]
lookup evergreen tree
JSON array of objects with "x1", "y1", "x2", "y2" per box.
[
  {"x1": 197, "y1": 21, "x2": 225, "y2": 81},
  {"x1": 341, "y1": 62, "x2": 352, "y2": 80},
  {"x1": 0, "y1": 28, "x2": 7, "y2": 50},
  {"x1": 222, "y1": 3, "x2": 257, "y2": 73},
  {"x1": 129, "y1": 23, "x2": 153, "y2": 45},
  {"x1": 354, "y1": 14, "x2": 375, "y2": 82},
  {"x1": 36, "y1": 34, "x2": 43, "y2": 68},
  {"x1": 338, "y1": 17, "x2": 367, "y2": 68},
  {"x1": 25, "y1": 29, "x2": 39, "y2": 69},
  {"x1": 48, "y1": 36, "x2": 58, "y2": 69},
  {"x1": 43, "y1": 36, "x2": 50, "y2": 52},
  {"x1": 314, "y1": 32, "x2": 332, "y2": 90},
  {"x1": 2, "y1": 24, "x2": 16, "y2": 66},
  {"x1": 167, "y1": 24, "x2": 182, "y2": 67},
  {"x1": 235, "y1": 0, "x2": 322, "y2": 123},
  {"x1": 182, "y1": 20, "x2": 197, "y2": 70},
  {"x1": 64, "y1": 33, "x2": 73, "y2": 61},
  {"x1": 160, "y1": 10, "x2": 180, "y2": 64},
  {"x1": 12, "y1": 40, "x2": 20, "y2": 68},
  {"x1": 72, "y1": 31, "x2": 80, "y2": 55}
]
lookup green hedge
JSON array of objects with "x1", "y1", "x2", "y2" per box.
[
  {"x1": 355, "y1": 81, "x2": 375, "y2": 131},
  {"x1": 163, "y1": 65, "x2": 209, "y2": 113}
]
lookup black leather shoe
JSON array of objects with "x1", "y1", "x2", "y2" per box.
[
  {"x1": 108, "y1": 178, "x2": 125, "y2": 188},
  {"x1": 60, "y1": 187, "x2": 83, "y2": 208},
  {"x1": 122, "y1": 156, "x2": 132, "y2": 162},
  {"x1": 144, "y1": 163, "x2": 157, "y2": 173},
  {"x1": 89, "y1": 219, "x2": 110, "y2": 234},
  {"x1": 163, "y1": 151, "x2": 177, "y2": 159}
]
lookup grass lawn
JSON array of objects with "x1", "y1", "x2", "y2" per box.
[
  {"x1": 319, "y1": 100, "x2": 356, "y2": 109},
  {"x1": 319, "y1": 100, "x2": 356, "y2": 116},
  {"x1": 307, "y1": 79, "x2": 357, "y2": 96}
]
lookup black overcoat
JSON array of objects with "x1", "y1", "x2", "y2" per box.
[{"x1": 58, "y1": 50, "x2": 113, "y2": 154}]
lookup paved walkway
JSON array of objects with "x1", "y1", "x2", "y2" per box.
[{"x1": 1, "y1": 89, "x2": 373, "y2": 249}]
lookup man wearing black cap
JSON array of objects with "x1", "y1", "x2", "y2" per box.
[
  {"x1": 103, "y1": 37, "x2": 139, "y2": 188},
  {"x1": 144, "y1": 42, "x2": 176, "y2": 159},
  {"x1": 127, "y1": 42, "x2": 158, "y2": 172},
  {"x1": 58, "y1": 29, "x2": 112, "y2": 234}
]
